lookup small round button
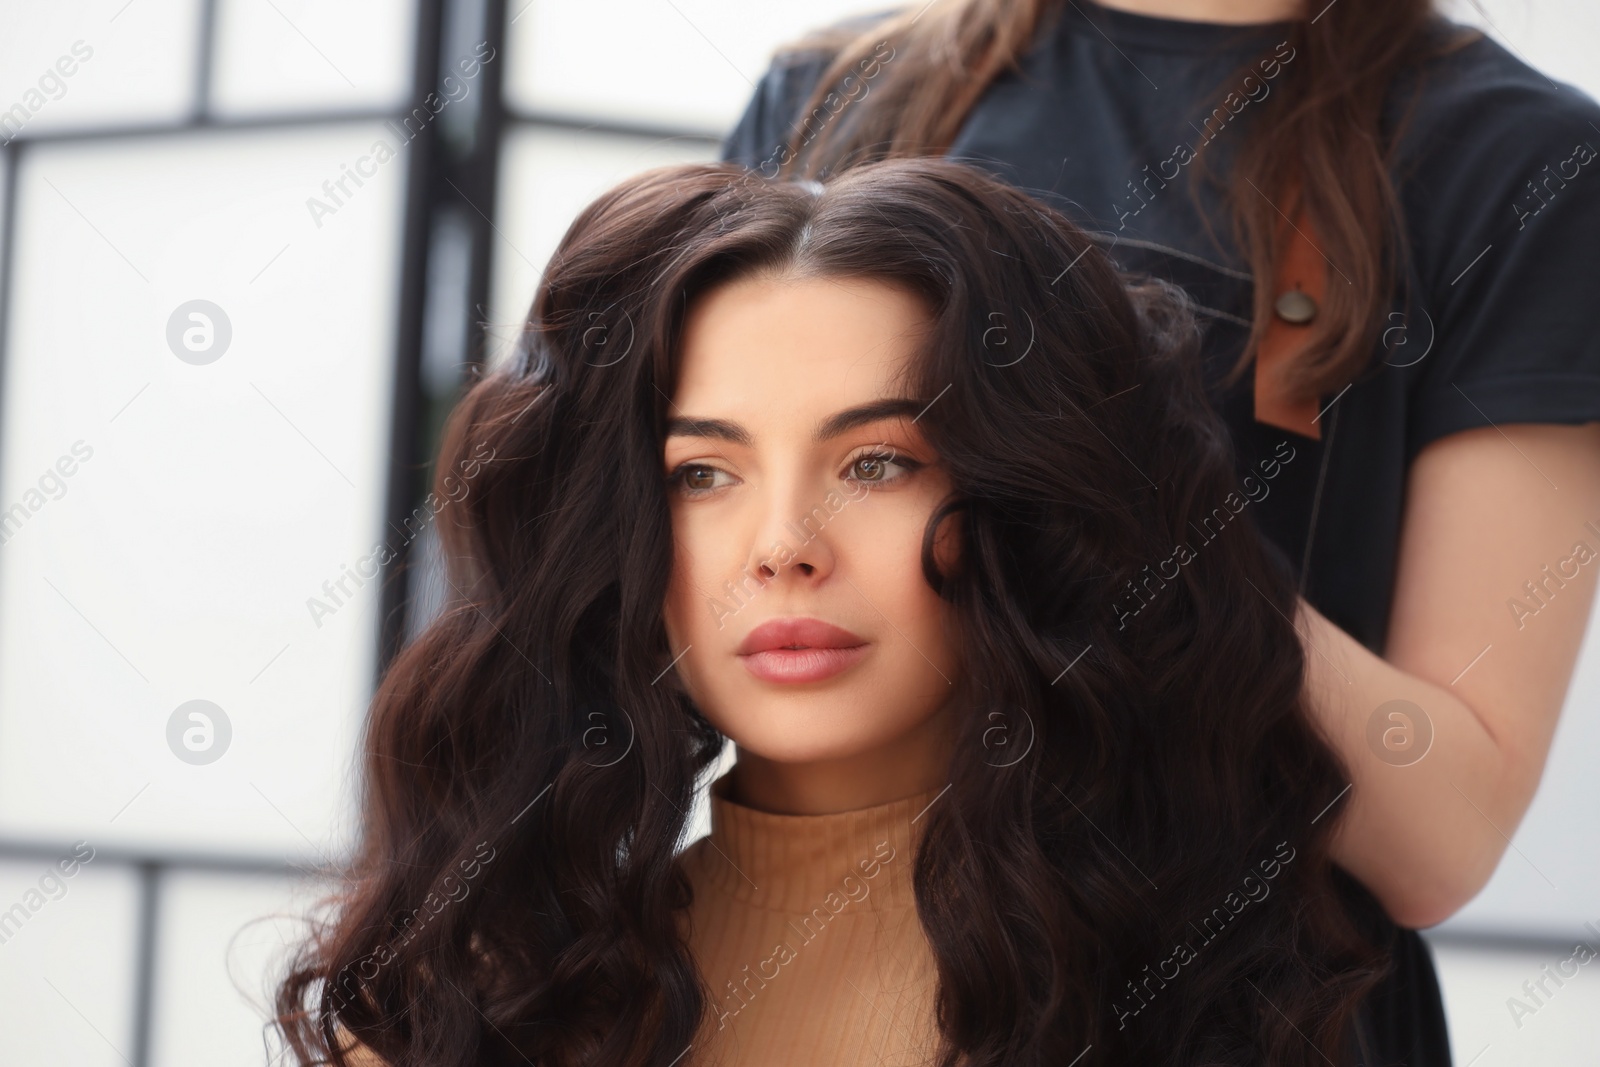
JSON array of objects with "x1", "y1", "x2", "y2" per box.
[{"x1": 1274, "y1": 289, "x2": 1317, "y2": 324}]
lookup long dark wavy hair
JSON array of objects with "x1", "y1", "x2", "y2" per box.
[
  {"x1": 764, "y1": 0, "x2": 1482, "y2": 404},
  {"x1": 272, "y1": 156, "x2": 1385, "y2": 1067}
]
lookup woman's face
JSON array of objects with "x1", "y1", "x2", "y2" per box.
[{"x1": 661, "y1": 273, "x2": 963, "y2": 796}]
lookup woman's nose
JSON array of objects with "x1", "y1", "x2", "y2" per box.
[{"x1": 745, "y1": 472, "x2": 838, "y2": 585}]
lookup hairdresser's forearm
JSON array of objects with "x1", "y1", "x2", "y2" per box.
[{"x1": 1293, "y1": 597, "x2": 1535, "y2": 929}]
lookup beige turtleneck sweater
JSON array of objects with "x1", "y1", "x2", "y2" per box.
[
  {"x1": 339, "y1": 775, "x2": 945, "y2": 1067},
  {"x1": 674, "y1": 772, "x2": 946, "y2": 1067}
]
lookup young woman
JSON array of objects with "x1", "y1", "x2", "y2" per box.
[
  {"x1": 721, "y1": 2, "x2": 1600, "y2": 1063},
  {"x1": 274, "y1": 157, "x2": 1411, "y2": 1066}
]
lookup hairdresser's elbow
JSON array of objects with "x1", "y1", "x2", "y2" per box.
[{"x1": 1396, "y1": 754, "x2": 1549, "y2": 928}]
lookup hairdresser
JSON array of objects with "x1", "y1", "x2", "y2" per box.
[{"x1": 720, "y1": 0, "x2": 1600, "y2": 1062}]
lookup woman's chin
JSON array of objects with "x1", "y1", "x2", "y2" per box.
[
  {"x1": 715, "y1": 703, "x2": 907, "y2": 768},
  {"x1": 730, "y1": 729, "x2": 887, "y2": 768}
]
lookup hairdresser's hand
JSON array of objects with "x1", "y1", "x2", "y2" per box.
[{"x1": 1295, "y1": 420, "x2": 1600, "y2": 929}]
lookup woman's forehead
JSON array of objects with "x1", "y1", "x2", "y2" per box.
[{"x1": 673, "y1": 274, "x2": 931, "y2": 419}]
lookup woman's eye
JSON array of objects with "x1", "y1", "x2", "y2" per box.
[
  {"x1": 847, "y1": 450, "x2": 918, "y2": 485},
  {"x1": 669, "y1": 463, "x2": 732, "y2": 496},
  {"x1": 669, "y1": 451, "x2": 920, "y2": 497}
]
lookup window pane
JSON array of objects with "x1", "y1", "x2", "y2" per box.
[
  {"x1": 503, "y1": 0, "x2": 889, "y2": 131},
  {"x1": 0, "y1": 0, "x2": 201, "y2": 138},
  {"x1": 1441, "y1": 0, "x2": 1600, "y2": 100},
  {"x1": 0, "y1": 123, "x2": 406, "y2": 858},
  {"x1": 1428, "y1": 939, "x2": 1600, "y2": 1064},
  {"x1": 211, "y1": 0, "x2": 418, "y2": 117},
  {"x1": 489, "y1": 125, "x2": 714, "y2": 360},
  {"x1": 0, "y1": 857, "x2": 140, "y2": 1067},
  {"x1": 151, "y1": 869, "x2": 336, "y2": 1067}
]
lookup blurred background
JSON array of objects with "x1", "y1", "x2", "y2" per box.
[{"x1": 0, "y1": 0, "x2": 1595, "y2": 1063}]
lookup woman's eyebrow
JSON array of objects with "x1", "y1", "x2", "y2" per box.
[{"x1": 664, "y1": 397, "x2": 925, "y2": 446}]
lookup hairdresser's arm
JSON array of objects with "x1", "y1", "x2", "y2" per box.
[{"x1": 1293, "y1": 420, "x2": 1600, "y2": 930}]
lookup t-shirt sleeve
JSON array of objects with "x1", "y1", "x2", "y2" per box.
[
  {"x1": 718, "y1": 51, "x2": 835, "y2": 170},
  {"x1": 1404, "y1": 70, "x2": 1600, "y2": 464},
  {"x1": 717, "y1": 4, "x2": 901, "y2": 170},
  {"x1": 718, "y1": 64, "x2": 779, "y2": 168}
]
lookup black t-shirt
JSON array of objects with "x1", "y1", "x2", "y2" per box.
[{"x1": 719, "y1": 2, "x2": 1600, "y2": 1064}]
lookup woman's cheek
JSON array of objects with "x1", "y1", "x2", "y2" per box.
[{"x1": 661, "y1": 557, "x2": 700, "y2": 657}]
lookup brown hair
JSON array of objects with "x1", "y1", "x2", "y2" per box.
[
  {"x1": 769, "y1": 0, "x2": 1482, "y2": 404},
  {"x1": 272, "y1": 156, "x2": 1383, "y2": 1067}
]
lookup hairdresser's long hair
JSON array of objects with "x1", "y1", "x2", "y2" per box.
[
  {"x1": 273, "y1": 157, "x2": 1385, "y2": 1067},
  {"x1": 766, "y1": 0, "x2": 1482, "y2": 404}
]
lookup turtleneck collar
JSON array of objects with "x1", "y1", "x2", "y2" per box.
[{"x1": 694, "y1": 772, "x2": 947, "y2": 914}]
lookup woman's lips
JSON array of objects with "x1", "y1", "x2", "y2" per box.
[
  {"x1": 736, "y1": 616, "x2": 869, "y2": 684},
  {"x1": 739, "y1": 644, "x2": 868, "y2": 684}
]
